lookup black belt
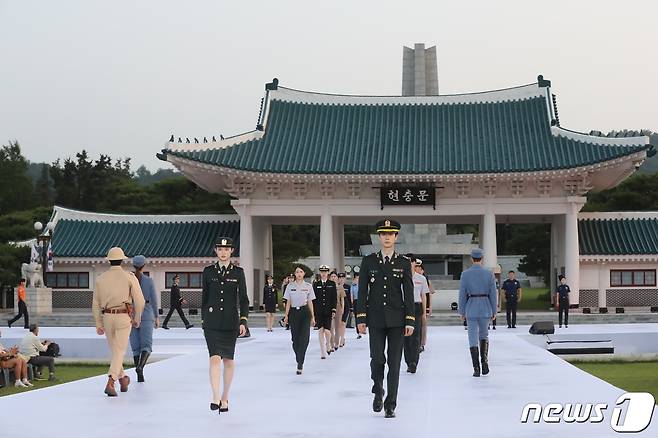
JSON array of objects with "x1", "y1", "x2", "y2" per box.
[
  {"x1": 469, "y1": 294, "x2": 489, "y2": 298},
  {"x1": 291, "y1": 305, "x2": 308, "y2": 310}
]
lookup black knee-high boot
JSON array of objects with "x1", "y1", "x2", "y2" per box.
[
  {"x1": 480, "y1": 339, "x2": 489, "y2": 375},
  {"x1": 470, "y1": 347, "x2": 480, "y2": 377},
  {"x1": 136, "y1": 352, "x2": 150, "y2": 383}
]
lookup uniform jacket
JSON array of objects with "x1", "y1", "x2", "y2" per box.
[
  {"x1": 93, "y1": 266, "x2": 145, "y2": 328},
  {"x1": 501, "y1": 278, "x2": 521, "y2": 300},
  {"x1": 312, "y1": 279, "x2": 337, "y2": 315},
  {"x1": 170, "y1": 284, "x2": 182, "y2": 308},
  {"x1": 355, "y1": 251, "x2": 415, "y2": 328},
  {"x1": 136, "y1": 274, "x2": 158, "y2": 322},
  {"x1": 263, "y1": 284, "x2": 278, "y2": 306},
  {"x1": 201, "y1": 262, "x2": 250, "y2": 330},
  {"x1": 458, "y1": 264, "x2": 497, "y2": 319}
]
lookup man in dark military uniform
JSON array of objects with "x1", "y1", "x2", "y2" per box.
[
  {"x1": 201, "y1": 237, "x2": 249, "y2": 413},
  {"x1": 501, "y1": 270, "x2": 522, "y2": 328},
  {"x1": 313, "y1": 265, "x2": 337, "y2": 358},
  {"x1": 554, "y1": 274, "x2": 570, "y2": 328},
  {"x1": 356, "y1": 219, "x2": 415, "y2": 419}
]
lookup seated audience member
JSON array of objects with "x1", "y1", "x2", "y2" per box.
[
  {"x1": 19, "y1": 324, "x2": 56, "y2": 382},
  {"x1": 0, "y1": 329, "x2": 33, "y2": 387}
]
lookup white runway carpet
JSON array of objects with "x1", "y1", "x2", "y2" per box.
[{"x1": 1, "y1": 324, "x2": 657, "y2": 437}]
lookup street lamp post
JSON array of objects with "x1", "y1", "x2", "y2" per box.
[{"x1": 33, "y1": 221, "x2": 55, "y2": 286}]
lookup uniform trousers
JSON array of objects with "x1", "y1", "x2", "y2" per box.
[
  {"x1": 403, "y1": 303, "x2": 423, "y2": 366},
  {"x1": 505, "y1": 297, "x2": 518, "y2": 327},
  {"x1": 163, "y1": 304, "x2": 190, "y2": 327},
  {"x1": 558, "y1": 297, "x2": 569, "y2": 326},
  {"x1": 103, "y1": 313, "x2": 132, "y2": 380},
  {"x1": 9, "y1": 301, "x2": 29, "y2": 329},
  {"x1": 466, "y1": 317, "x2": 489, "y2": 347},
  {"x1": 289, "y1": 306, "x2": 311, "y2": 367},
  {"x1": 369, "y1": 325, "x2": 404, "y2": 410},
  {"x1": 129, "y1": 319, "x2": 154, "y2": 355}
]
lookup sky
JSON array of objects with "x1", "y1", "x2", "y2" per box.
[{"x1": 0, "y1": 0, "x2": 656, "y2": 171}]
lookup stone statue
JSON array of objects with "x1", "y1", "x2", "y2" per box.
[{"x1": 21, "y1": 261, "x2": 44, "y2": 288}]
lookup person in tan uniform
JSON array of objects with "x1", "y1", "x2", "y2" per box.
[{"x1": 93, "y1": 247, "x2": 145, "y2": 397}]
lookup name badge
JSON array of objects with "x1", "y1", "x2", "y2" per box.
[{"x1": 227, "y1": 278, "x2": 238, "y2": 282}]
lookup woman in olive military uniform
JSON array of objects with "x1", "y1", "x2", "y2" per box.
[
  {"x1": 202, "y1": 237, "x2": 249, "y2": 414},
  {"x1": 283, "y1": 266, "x2": 316, "y2": 374},
  {"x1": 263, "y1": 274, "x2": 278, "y2": 332}
]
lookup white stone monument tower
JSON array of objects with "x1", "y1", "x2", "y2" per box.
[{"x1": 402, "y1": 43, "x2": 439, "y2": 96}]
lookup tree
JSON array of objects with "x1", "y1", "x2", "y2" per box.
[
  {"x1": 584, "y1": 172, "x2": 658, "y2": 212},
  {"x1": 34, "y1": 163, "x2": 53, "y2": 206},
  {"x1": 0, "y1": 140, "x2": 33, "y2": 214},
  {"x1": 0, "y1": 243, "x2": 30, "y2": 296}
]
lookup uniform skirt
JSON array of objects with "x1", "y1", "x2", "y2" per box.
[
  {"x1": 315, "y1": 312, "x2": 333, "y2": 330},
  {"x1": 203, "y1": 328, "x2": 239, "y2": 359},
  {"x1": 264, "y1": 300, "x2": 277, "y2": 313}
]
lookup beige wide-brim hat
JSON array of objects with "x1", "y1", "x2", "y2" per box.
[{"x1": 106, "y1": 247, "x2": 127, "y2": 261}]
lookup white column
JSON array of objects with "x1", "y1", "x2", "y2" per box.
[
  {"x1": 264, "y1": 221, "x2": 273, "y2": 274},
  {"x1": 597, "y1": 262, "x2": 607, "y2": 309},
  {"x1": 334, "y1": 218, "x2": 345, "y2": 273},
  {"x1": 550, "y1": 219, "x2": 557, "y2": 293},
  {"x1": 481, "y1": 205, "x2": 498, "y2": 269},
  {"x1": 320, "y1": 211, "x2": 335, "y2": 269},
  {"x1": 564, "y1": 199, "x2": 581, "y2": 306},
  {"x1": 236, "y1": 201, "x2": 254, "y2": 306}
]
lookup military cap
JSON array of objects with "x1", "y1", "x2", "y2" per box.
[
  {"x1": 375, "y1": 219, "x2": 401, "y2": 233},
  {"x1": 404, "y1": 253, "x2": 414, "y2": 260},
  {"x1": 106, "y1": 247, "x2": 127, "y2": 261},
  {"x1": 318, "y1": 264, "x2": 331, "y2": 272},
  {"x1": 470, "y1": 248, "x2": 484, "y2": 259},
  {"x1": 415, "y1": 258, "x2": 423, "y2": 265},
  {"x1": 265, "y1": 273, "x2": 273, "y2": 279},
  {"x1": 558, "y1": 274, "x2": 566, "y2": 280},
  {"x1": 337, "y1": 272, "x2": 346, "y2": 278},
  {"x1": 132, "y1": 255, "x2": 147, "y2": 268},
  {"x1": 214, "y1": 237, "x2": 234, "y2": 248}
]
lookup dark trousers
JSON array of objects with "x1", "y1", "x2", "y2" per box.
[
  {"x1": 9, "y1": 301, "x2": 29, "y2": 328},
  {"x1": 403, "y1": 303, "x2": 423, "y2": 366},
  {"x1": 163, "y1": 304, "x2": 190, "y2": 327},
  {"x1": 558, "y1": 298, "x2": 569, "y2": 326},
  {"x1": 353, "y1": 300, "x2": 359, "y2": 333},
  {"x1": 29, "y1": 355, "x2": 55, "y2": 374},
  {"x1": 505, "y1": 298, "x2": 518, "y2": 327},
  {"x1": 289, "y1": 307, "x2": 311, "y2": 367},
  {"x1": 369, "y1": 325, "x2": 405, "y2": 410}
]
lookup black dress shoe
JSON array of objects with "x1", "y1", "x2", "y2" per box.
[
  {"x1": 408, "y1": 363, "x2": 417, "y2": 374},
  {"x1": 210, "y1": 402, "x2": 220, "y2": 412},
  {"x1": 162, "y1": 326, "x2": 170, "y2": 330},
  {"x1": 372, "y1": 390, "x2": 384, "y2": 412},
  {"x1": 219, "y1": 401, "x2": 229, "y2": 412},
  {"x1": 186, "y1": 324, "x2": 194, "y2": 329},
  {"x1": 385, "y1": 408, "x2": 396, "y2": 418}
]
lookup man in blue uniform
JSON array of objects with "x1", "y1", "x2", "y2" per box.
[
  {"x1": 458, "y1": 248, "x2": 497, "y2": 377},
  {"x1": 501, "y1": 270, "x2": 522, "y2": 329},
  {"x1": 356, "y1": 219, "x2": 415, "y2": 418},
  {"x1": 554, "y1": 274, "x2": 571, "y2": 328}
]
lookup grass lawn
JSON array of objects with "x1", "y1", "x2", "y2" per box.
[
  {"x1": 572, "y1": 360, "x2": 658, "y2": 401},
  {"x1": 0, "y1": 363, "x2": 113, "y2": 397},
  {"x1": 515, "y1": 287, "x2": 552, "y2": 311}
]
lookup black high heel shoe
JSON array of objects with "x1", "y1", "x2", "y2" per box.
[
  {"x1": 219, "y1": 401, "x2": 229, "y2": 412},
  {"x1": 210, "y1": 402, "x2": 221, "y2": 413}
]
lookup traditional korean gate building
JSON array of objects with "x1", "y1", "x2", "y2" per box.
[{"x1": 157, "y1": 73, "x2": 655, "y2": 310}]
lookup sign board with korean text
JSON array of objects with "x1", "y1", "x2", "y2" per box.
[{"x1": 380, "y1": 186, "x2": 436, "y2": 209}]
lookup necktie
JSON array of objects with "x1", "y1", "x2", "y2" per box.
[{"x1": 384, "y1": 256, "x2": 390, "y2": 264}]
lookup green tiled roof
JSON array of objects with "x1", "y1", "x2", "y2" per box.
[
  {"x1": 52, "y1": 219, "x2": 240, "y2": 258},
  {"x1": 163, "y1": 83, "x2": 650, "y2": 175},
  {"x1": 579, "y1": 218, "x2": 658, "y2": 255}
]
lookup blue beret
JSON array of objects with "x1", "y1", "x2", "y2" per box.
[
  {"x1": 470, "y1": 248, "x2": 484, "y2": 259},
  {"x1": 132, "y1": 255, "x2": 147, "y2": 268}
]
